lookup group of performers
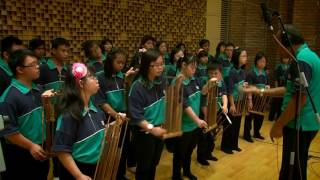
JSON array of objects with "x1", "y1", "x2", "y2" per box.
[{"x1": 0, "y1": 24, "x2": 319, "y2": 180}]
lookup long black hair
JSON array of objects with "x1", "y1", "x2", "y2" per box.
[
  {"x1": 58, "y1": 65, "x2": 93, "y2": 121},
  {"x1": 215, "y1": 41, "x2": 226, "y2": 59},
  {"x1": 169, "y1": 47, "x2": 183, "y2": 65},
  {"x1": 104, "y1": 48, "x2": 127, "y2": 78},
  {"x1": 134, "y1": 49, "x2": 161, "y2": 82},
  {"x1": 231, "y1": 48, "x2": 246, "y2": 69},
  {"x1": 254, "y1": 51, "x2": 266, "y2": 66}
]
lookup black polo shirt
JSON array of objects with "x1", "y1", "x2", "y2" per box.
[
  {"x1": 95, "y1": 72, "x2": 126, "y2": 112},
  {"x1": 52, "y1": 102, "x2": 105, "y2": 164},
  {"x1": 0, "y1": 79, "x2": 44, "y2": 144},
  {"x1": 0, "y1": 58, "x2": 13, "y2": 96}
]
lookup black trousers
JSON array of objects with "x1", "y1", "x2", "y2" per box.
[
  {"x1": 279, "y1": 127, "x2": 317, "y2": 180},
  {"x1": 116, "y1": 122, "x2": 130, "y2": 179},
  {"x1": 59, "y1": 160, "x2": 96, "y2": 180},
  {"x1": 172, "y1": 128, "x2": 199, "y2": 179},
  {"x1": 134, "y1": 129, "x2": 164, "y2": 180},
  {"x1": 244, "y1": 113, "x2": 264, "y2": 138},
  {"x1": 2, "y1": 143, "x2": 49, "y2": 180},
  {"x1": 127, "y1": 126, "x2": 137, "y2": 168},
  {"x1": 197, "y1": 129, "x2": 215, "y2": 160},
  {"x1": 221, "y1": 114, "x2": 241, "y2": 150},
  {"x1": 268, "y1": 97, "x2": 283, "y2": 121}
]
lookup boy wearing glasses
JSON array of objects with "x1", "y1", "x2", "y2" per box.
[{"x1": 0, "y1": 49, "x2": 54, "y2": 180}]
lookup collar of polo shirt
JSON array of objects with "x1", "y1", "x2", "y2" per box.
[
  {"x1": 295, "y1": 43, "x2": 308, "y2": 57},
  {"x1": 47, "y1": 58, "x2": 68, "y2": 71},
  {"x1": 81, "y1": 101, "x2": 98, "y2": 116},
  {"x1": 253, "y1": 66, "x2": 266, "y2": 77},
  {"x1": 182, "y1": 76, "x2": 195, "y2": 86},
  {"x1": 0, "y1": 57, "x2": 13, "y2": 76},
  {"x1": 112, "y1": 71, "x2": 124, "y2": 79},
  {"x1": 11, "y1": 78, "x2": 39, "y2": 94}
]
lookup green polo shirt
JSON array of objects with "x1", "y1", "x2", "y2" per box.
[
  {"x1": 0, "y1": 79, "x2": 44, "y2": 144},
  {"x1": 182, "y1": 77, "x2": 201, "y2": 132},
  {"x1": 282, "y1": 43, "x2": 320, "y2": 131}
]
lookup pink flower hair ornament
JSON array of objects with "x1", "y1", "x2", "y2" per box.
[{"x1": 72, "y1": 63, "x2": 88, "y2": 80}]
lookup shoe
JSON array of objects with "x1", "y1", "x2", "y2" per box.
[
  {"x1": 244, "y1": 137, "x2": 254, "y2": 143},
  {"x1": 254, "y1": 134, "x2": 265, "y2": 140},
  {"x1": 184, "y1": 173, "x2": 197, "y2": 180},
  {"x1": 221, "y1": 148, "x2": 233, "y2": 154},
  {"x1": 207, "y1": 154, "x2": 218, "y2": 161},
  {"x1": 197, "y1": 158, "x2": 210, "y2": 166},
  {"x1": 233, "y1": 147, "x2": 242, "y2": 152},
  {"x1": 127, "y1": 166, "x2": 136, "y2": 173}
]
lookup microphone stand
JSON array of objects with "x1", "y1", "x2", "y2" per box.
[{"x1": 264, "y1": 10, "x2": 320, "y2": 180}]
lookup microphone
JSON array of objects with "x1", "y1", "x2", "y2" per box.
[{"x1": 260, "y1": 2, "x2": 273, "y2": 31}]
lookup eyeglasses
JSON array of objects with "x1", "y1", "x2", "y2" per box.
[
  {"x1": 150, "y1": 63, "x2": 164, "y2": 68},
  {"x1": 21, "y1": 62, "x2": 40, "y2": 68}
]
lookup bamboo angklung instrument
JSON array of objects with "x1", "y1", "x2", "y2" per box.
[
  {"x1": 232, "y1": 86, "x2": 247, "y2": 117},
  {"x1": 211, "y1": 102, "x2": 232, "y2": 137},
  {"x1": 41, "y1": 95, "x2": 58, "y2": 157},
  {"x1": 162, "y1": 75, "x2": 184, "y2": 139},
  {"x1": 203, "y1": 81, "x2": 232, "y2": 135},
  {"x1": 247, "y1": 93, "x2": 270, "y2": 116},
  {"x1": 94, "y1": 115, "x2": 128, "y2": 180},
  {"x1": 203, "y1": 80, "x2": 218, "y2": 133}
]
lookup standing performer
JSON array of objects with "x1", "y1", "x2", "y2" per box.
[
  {"x1": 246, "y1": 24, "x2": 320, "y2": 180},
  {"x1": 38, "y1": 37, "x2": 70, "y2": 92},
  {"x1": 83, "y1": 40, "x2": 105, "y2": 76},
  {"x1": 28, "y1": 37, "x2": 47, "y2": 65},
  {"x1": 129, "y1": 35, "x2": 156, "y2": 69},
  {"x1": 243, "y1": 52, "x2": 270, "y2": 142},
  {"x1": 94, "y1": 48, "x2": 134, "y2": 180},
  {"x1": 0, "y1": 49, "x2": 51, "y2": 180},
  {"x1": 156, "y1": 41, "x2": 170, "y2": 65},
  {"x1": 128, "y1": 49, "x2": 167, "y2": 180},
  {"x1": 100, "y1": 38, "x2": 113, "y2": 61},
  {"x1": 268, "y1": 57, "x2": 290, "y2": 121},
  {"x1": 172, "y1": 55, "x2": 207, "y2": 180},
  {"x1": 52, "y1": 63, "x2": 105, "y2": 180},
  {"x1": 0, "y1": 36, "x2": 24, "y2": 96},
  {"x1": 197, "y1": 61, "x2": 228, "y2": 165},
  {"x1": 198, "y1": 39, "x2": 215, "y2": 63},
  {"x1": 221, "y1": 48, "x2": 247, "y2": 154}
]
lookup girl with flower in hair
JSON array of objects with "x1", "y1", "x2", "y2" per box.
[{"x1": 52, "y1": 63, "x2": 105, "y2": 180}]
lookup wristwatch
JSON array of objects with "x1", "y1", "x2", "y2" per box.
[
  {"x1": 260, "y1": 88, "x2": 265, "y2": 97},
  {"x1": 146, "y1": 123, "x2": 154, "y2": 134}
]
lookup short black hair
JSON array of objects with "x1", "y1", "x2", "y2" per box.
[
  {"x1": 207, "y1": 60, "x2": 222, "y2": 72},
  {"x1": 197, "y1": 50, "x2": 208, "y2": 59},
  {"x1": 82, "y1": 40, "x2": 96, "y2": 58},
  {"x1": 177, "y1": 54, "x2": 198, "y2": 69},
  {"x1": 8, "y1": 49, "x2": 36, "y2": 76},
  {"x1": 281, "y1": 24, "x2": 305, "y2": 47},
  {"x1": 100, "y1": 38, "x2": 113, "y2": 51},
  {"x1": 225, "y1": 42, "x2": 235, "y2": 48},
  {"x1": 28, "y1": 38, "x2": 45, "y2": 51},
  {"x1": 156, "y1": 40, "x2": 166, "y2": 48},
  {"x1": 231, "y1": 48, "x2": 246, "y2": 69},
  {"x1": 254, "y1": 51, "x2": 266, "y2": 65},
  {"x1": 1, "y1": 36, "x2": 23, "y2": 57},
  {"x1": 199, "y1": 39, "x2": 210, "y2": 48},
  {"x1": 141, "y1": 35, "x2": 156, "y2": 46},
  {"x1": 51, "y1": 37, "x2": 70, "y2": 49}
]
